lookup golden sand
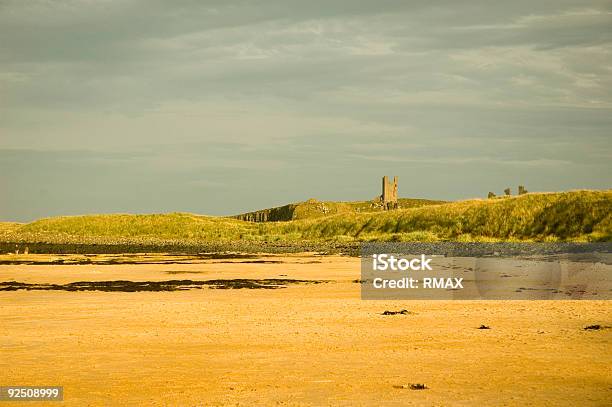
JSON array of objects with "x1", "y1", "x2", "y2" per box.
[{"x1": 1, "y1": 254, "x2": 610, "y2": 405}]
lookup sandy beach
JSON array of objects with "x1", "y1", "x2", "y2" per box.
[{"x1": 1, "y1": 254, "x2": 610, "y2": 405}]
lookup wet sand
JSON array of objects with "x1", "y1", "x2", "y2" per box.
[{"x1": 1, "y1": 254, "x2": 610, "y2": 405}]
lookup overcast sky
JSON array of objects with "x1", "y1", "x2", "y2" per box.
[{"x1": 1, "y1": 0, "x2": 611, "y2": 221}]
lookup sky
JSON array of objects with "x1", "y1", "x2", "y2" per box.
[{"x1": 1, "y1": 0, "x2": 611, "y2": 221}]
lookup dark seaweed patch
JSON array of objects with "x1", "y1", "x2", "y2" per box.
[
  {"x1": 0, "y1": 253, "x2": 265, "y2": 266},
  {"x1": 393, "y1": 383, "x2": 427, "y2": 390},
  {"x1": 583, "y1": 324, "x2": 610, "y2": 330},
  {"x1": 382, "y1": 309, "x2": 410, "y2": 315},
  {"x1": 0, "y1": 279, "x2": 323, "y2": 292}
]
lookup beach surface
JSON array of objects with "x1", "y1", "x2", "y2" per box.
[{"x1": 1, "y1": 254, "x2": 610, "y2": 405}]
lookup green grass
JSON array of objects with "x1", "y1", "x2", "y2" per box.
[
  {"x1": 0, "y1": 222, "x2": 23, "y2": 237},
  {"x1": 233, "y1": 197, "x2": 446, "y2": 221},
  {"x1": 271, "y1": 190, "x2": 611, "y2": 242},
  {"x1": 15, "y1": 213, "x2": 253, "y2": 242},
  {"x1": 2, "y1": 190, "x2": 610, "y2": 245}
]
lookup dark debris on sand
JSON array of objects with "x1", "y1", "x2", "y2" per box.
[
  {"x1": 584, "y1": 324, "x2": 610, "y2": 330},
  {"x1": 0, "y1": 279, "x2": 323, "y2": 292},
  {"x1": 393, "y1": 383, "x2": 428, "y2": 390},
  {"x1": 382, "y1": 309, "x2": 410, "y2": 315}
]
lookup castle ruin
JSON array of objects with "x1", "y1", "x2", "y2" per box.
[
  {"x1": 381, "y1": 176, "x2": 398, "y2": 210},
  {"x1": 488, "y1": 185, "x2": 529, "y2": 199}
]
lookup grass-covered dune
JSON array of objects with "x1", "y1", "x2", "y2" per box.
[
  {"x1": 1, "y1": 190, "x2": 610, "y2": 246},
  {"x1": 232, "y1": 197, "x2": 446, "y2": 222},
  {"x1": 275, "y1": 190, "x2": 611, "y2": 242}
]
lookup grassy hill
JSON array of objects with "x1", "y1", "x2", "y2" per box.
[
  {"x1": 273, "y1": 190, "x2": 611, "y2": 242},
  {"x1": 1, "y1": 190, "x2": 610, "y2": 247},
  {"x1": 232, "y1": 197, "x2": 446, "y2": 222}
]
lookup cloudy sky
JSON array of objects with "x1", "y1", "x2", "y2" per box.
[{"x1": 1, "y1": 0, "x2": 611, "y2": 221}]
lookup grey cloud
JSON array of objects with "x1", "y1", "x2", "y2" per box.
[{"x1": 0, "y1": 0, "x2": 610, "y2": 220}]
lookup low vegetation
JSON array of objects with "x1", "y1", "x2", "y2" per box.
[
  {"x1": 232, "y1": 197, "x2": 446, "y2": 221},
  {"x1": 1, "y1": 190, "x2": 610, "y2": 248},
  {"x1": 274, "y1": 190, "x2": 611, "y2": 242}
]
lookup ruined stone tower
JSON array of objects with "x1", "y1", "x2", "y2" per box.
[{"x1": 381, "y1": 176, "x2": 398, "y2": 210}]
